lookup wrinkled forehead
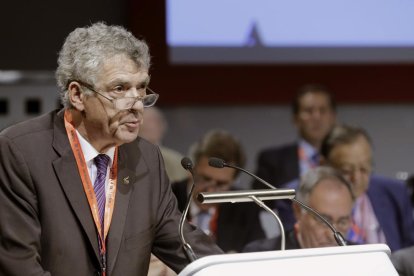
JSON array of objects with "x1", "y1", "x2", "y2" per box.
[
  {"x1": 94, "y1": 54, "x2": 149, "y2": 84},
  {"x1": 328, "y1": 138, "x2": 373, "y2": 166}
]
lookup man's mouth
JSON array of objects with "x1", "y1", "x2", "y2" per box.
[{"x1": 123, "y1": 120, "x2": 141, "y2": 128}]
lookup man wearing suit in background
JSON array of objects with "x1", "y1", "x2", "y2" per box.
[
  {"x1": 252, "y1": 84, "x2": 337, "y2": 238},
  {"x1": 139, "y1": 106, "x2": 188, "y2": 183},
  {"x1": 276, "y1": 124, "x2": 414, "y2": 252},
  {"x1": 0, "y1": 23, "x2": 221, "y2": 276},
  {"x1": 172, "y1": 129, "x2": 265, "y2": 253},
  {"x1": 244, "y1": 166, "x2": 355, "y2": 252},
  {"x1": 253, "y1": 84, "x2": 337, "y2": 190}
]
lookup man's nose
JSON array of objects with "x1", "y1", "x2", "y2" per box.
[{"x1": 129, "y1": 98, "x2": 144, "y2": 111}]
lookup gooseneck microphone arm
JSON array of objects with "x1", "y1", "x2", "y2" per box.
[
  {"x1": 291, "y1": 198, "x2": 347, "y2": 246},
  {"x1": 208, "y1": 157, "x2": 347, "y2": 247},
  {"x1": 178, "y1": 157, "x2": 198, "y2": 262}
]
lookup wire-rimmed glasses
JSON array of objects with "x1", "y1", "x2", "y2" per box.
[{"x1": 73, "y1": 80, "x2": 159, "y2": 110}]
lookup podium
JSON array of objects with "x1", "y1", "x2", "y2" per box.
[{"x1": 179, "y1": 244, "x2": 397, "y2": 276}]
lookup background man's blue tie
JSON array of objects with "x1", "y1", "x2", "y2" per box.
[{"x1": 94, "y1": 154, "x2": 110, "y2": 236}]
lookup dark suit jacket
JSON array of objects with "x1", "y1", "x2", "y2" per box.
[
  {"x1": 243, "y1": 230, "x2": 301, "y2": 252},
  {"x1": 253, "y1": 142, "x2": 299, "y2": 190},
  {"x1": 277, "y1": 175, "x2": 414, "y2": 252},
  {"x1": 0, "y1": 110, "x2": 222, "y2": 276},
  {"x1": 172, "y1": 180, "x2": 266, "y2": 253}
]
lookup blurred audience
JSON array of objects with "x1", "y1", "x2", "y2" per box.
[
  {"x1": 277, "y1": 124, "x2": 414, "y2": 251},
  {"x1": 173, "y1": 129, "x2": 265, "y2": 252},
  {"x1": 243, "y1": 166, "x2": 354, "y2": 252},
  {"x1": 140, "y1": 106, "x2": 188, "y2": 182},
  {"x1": 253, "y1": 84, "x2": 336, "y2": 190},
  {"x1": 141, "y1": 107, "x2": 187, "y2": 276}
]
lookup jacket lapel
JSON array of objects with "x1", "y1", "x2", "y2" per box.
[
  {"x1": 51, "y1": 111, "x2": 100, "y2": 263},
  {"x1": 107, "y1": 142, "x2": 146, "y2": 275}
]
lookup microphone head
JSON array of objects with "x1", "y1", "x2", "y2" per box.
[
  {"x1": 208, "y1": 157, "x2": 226, "y2": 168},
  {"x1": 181, "y1": 157, "x2": 194, "y2": 170}
]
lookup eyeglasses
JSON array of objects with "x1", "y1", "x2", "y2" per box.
[
  {"x1": 308, "y1": 212, "x2": 351, "y2": 232},
  {"x1": 73, "y1": 80, "x2": 159, "y2": 110}
]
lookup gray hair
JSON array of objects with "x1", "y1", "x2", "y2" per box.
[
  {"x1": 55, "y1": 22, "x2": 151, "y2": 108},
  {"x1": 296, "y1": 166, "x2": 355, "y2": 203},
  {"x1": 320, "y1": 124, "x2": 373, "y2": 159}
]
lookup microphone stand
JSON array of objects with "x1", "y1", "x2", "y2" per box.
[
  {"x1": 178, "y1": 158, "x2": 198, "y2": 262},
  {"x1": 249, "y1": 196, "x2": 286, "y2": 250},
  {"x1": 197, "y1": 189, "x2": 296, "y2": 251},
  {"x1": 178, "y1": 181, "x2": 197, "y2": 261}
]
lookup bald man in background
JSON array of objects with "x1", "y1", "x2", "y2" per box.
[{"x1": 140, "y1": 106, "x2": 188, "y2": 183}]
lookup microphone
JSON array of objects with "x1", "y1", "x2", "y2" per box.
[
  {"x1": 208, "y1": 157, "x2": 347, "y2": 246},
  {"x1": 178, "y1": 157, "x2": 197, "y2": 262},
  {"x1": 181, "y1": 157, "x2": 193, "y2": 171}
]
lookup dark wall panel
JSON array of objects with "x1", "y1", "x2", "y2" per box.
[{"x1": 1, "y1": 0, "x2": 128, "y2": 70}]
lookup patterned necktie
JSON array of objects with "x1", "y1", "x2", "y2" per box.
[{"x1": 94, "y1": 154, "x2": 110, "y2": 236}]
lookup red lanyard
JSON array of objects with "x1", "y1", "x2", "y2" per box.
[{"x1": 64, "y1": 110, "x2": 118, "y2": 275}]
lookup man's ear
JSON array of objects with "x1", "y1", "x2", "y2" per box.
[{"x1": 68, "y1": 81, "x2": 85, "y2": 111}]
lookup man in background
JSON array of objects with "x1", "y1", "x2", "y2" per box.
[
  {"x1": 173, "y1": 129, "x2": 265, "y2": 252},
  {"x1": 277, "y1": 124, "x2": 414, "y2": 251},
  {"x1": 140, "y1": 106, "x2": 188, "y2": 183},
  {"x1": 253, "y1": 84, "x2": 337, "y2": 190},
  {"x1": 244, "y1": 166, "x2": 355, "y2": 252}
]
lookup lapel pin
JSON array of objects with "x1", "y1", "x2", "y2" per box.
[{"x1": 123, "y1": 176, "x2": 130, "y2": 185}]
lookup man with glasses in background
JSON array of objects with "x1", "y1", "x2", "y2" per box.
[
  {"x1": 275, "y1": 124, "x2": 414, "y2": 252},
  {"x1": 244, "y1": 166, "x2": 355, "y2": 252},
  {"x1": 319, "y1": 124, "x2": 414, "y2": 251},
  {"x1": 172, "y1": 129, "x2": 265, "y2": 253},
  {"x1": 0, "y1": 22, "x2": 221, "y2": 276}
]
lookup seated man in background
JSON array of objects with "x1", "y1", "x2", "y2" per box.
[
  {"x1": 252, "y1": 84, "x2": 336, "y2": 238},
  {"x1": 244, "y1": 166, "x2": 355, "y2": 252},
  {"x1": 173, "y1": 129, "x2": 265, "y2": 253},
  {"x1": 276, "y1": 124, "x2": 414, "y2": 251},
  {"x1": 253, "y1": 84, "x2": 337, "y2": 189}
]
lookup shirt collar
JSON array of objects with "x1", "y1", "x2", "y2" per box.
[
  {"x1": 299, "y1": 139, "x2": 318, "y2": 159},
  {"x1": 75, "y1": 129, "x2": 115, "y2": 167}
]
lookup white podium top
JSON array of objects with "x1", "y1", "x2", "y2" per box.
[{"x1": 179, "y1": 244, "x2": 397, "y2": 276}]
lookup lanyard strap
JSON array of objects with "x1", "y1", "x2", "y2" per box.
[{"x1": 64, "y1": 110, "x2": 118, "y2": 274}]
